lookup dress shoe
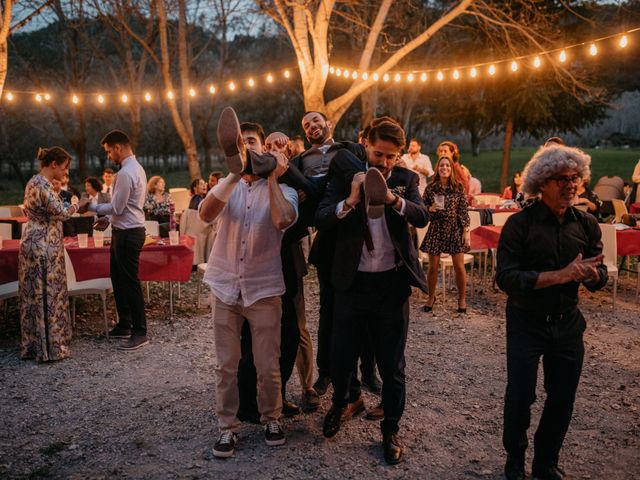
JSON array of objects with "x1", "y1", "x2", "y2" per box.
[
  {"x1": 382, "y1": 433, "x2": 403, "y2": 464},
  {"x1": 504, "y1": 454, "x2": 525, "y2": 480},
  {"x1": 364, "y1": 168, "x2": 388, "y2": 219},
  {"x1": 323, "y1": 403, "x2": 347, "y2": 438},
  {"x1": 282, "y1": 399, "x2": 301, "y2": 417},
  {"x1": 365, "y1": 403, "x2": 384, "y2": 420},
  {"x1": 248, "y1": 150, "x2": 277, "y2": 178},
  {"x1": 457, "y1": 306, "x2": 467, "y2": 314},
  {"x1": 532, "y1": 465, "x2": 567, "y2": 480},
  {"x1": 313, "y1": 376, "x2": 331, "y2": 396},
  {"x1": 302, "y1": 389, "x2": 320, "y2": 412},
  {"x1": 340, "y1": 397, "x2": 365, "y2": 422},
  {"x1": 216, "y1": 107, "x2": 246, "y2": 174},
  {"x1": 362, "y1": 374, "x2": 382, "y2": 394}
]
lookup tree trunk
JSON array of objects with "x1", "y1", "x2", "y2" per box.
[
  {"x1": 500, "y1": 117, "x2": 514, "y2": 191},
  {"x1": 0, "y1": 40, "x2": 7, "y2": 99},
  {"x1": 0, "y1": 0, "x2": 12, "y2": 99},
  {"x1": 471, "y1": 128, "x2": 481, "y2": 157},
  {"x1": 360, "y1": 84, "x2": 377, "y2": 128},
  {"x1": 200, "y1": 125, "x2": 213, "y2": 173}
]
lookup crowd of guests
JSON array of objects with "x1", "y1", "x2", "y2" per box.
[{"x1": 17, "y1": 107, "x2": 639, "y2": 479}]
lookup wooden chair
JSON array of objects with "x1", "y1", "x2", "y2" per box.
[{"x1": 611, "y1": 199, "x2": 628, "y2": 223}]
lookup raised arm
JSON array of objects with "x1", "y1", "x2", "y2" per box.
[
  {"x1": 268, "y1": 152, "x2": 298, "y2": 230},
  {"x1": 199, "y1": 174, "x2": 241, "y2": 223}
]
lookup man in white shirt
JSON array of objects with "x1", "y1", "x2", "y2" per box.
[
  {"x1": 90, "y1": 130, "x2": 148, "y2": 351},
  {"x1": 400, "y1": 138, "x2": 433, "y2": 195},
  {"x1": 102, "y1": 168, "x2": 115, "y2": 196},
  {"x1": 199, "y1": 107, "x2": 298, "y2": 458}
]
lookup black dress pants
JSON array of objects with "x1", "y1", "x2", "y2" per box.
[
  {"x1": 503, "y1": 302, "x2": 585, "y2": 471},
  {"x1": 331, "y1": 269, "x2": 411, "y2": 435},
  {"x1": 110, "y1": 227, "x2": 146, "y2": 335}
]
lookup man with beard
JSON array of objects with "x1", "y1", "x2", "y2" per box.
[{"x1": 317, "y1": 119, "x2": 428, "y2": 464}]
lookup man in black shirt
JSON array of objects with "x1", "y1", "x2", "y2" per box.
[{"x1": 496, "y1": 145, "x2": 608, "y2": 480}]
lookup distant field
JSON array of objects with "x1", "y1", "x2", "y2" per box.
[{"x1": 1, "y1": 148, "x2": 639, "y2": 204}]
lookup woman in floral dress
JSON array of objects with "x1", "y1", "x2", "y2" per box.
[
  {"x1": 19, "y1": 147, "x2": 89, "y2": 362},
  {"x1": 143, "y1": 176, "x2": 172, "y2": 221},
  {"x1": 420, "y1": 155, "x2": 471, "y2": 313}
]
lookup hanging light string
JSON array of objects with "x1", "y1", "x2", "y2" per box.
[
  {"x1": 1, "y1": 69, "x2": 294, "y2": 105},
  {"x1": 329, "y1": 28, "x2": 637, "y2": 82},
  {"x1": 1, "y1": 28, "x2": 637, "y2": 104}
]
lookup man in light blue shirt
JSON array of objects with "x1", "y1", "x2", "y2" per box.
[{"x1": 91, "y1": 130, "x2": 149, "y2": 351}]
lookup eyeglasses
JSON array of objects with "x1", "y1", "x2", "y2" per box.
[{"x1": 549, "y1": 174, "x2": 581, "y2": 186}]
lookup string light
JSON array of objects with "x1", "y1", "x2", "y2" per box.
[
  {"x1": 373, "y1": 72, "x2": 379, "y2": 81},
  {"x1": 589, "y1": 43, "x2": 598, "y2": 56},
  {"x1": 121, "y1": 94, "x2": 128, "y2": 103},
  {"x1": 248, "y1": 78, "x2": 255, "y2": 87},
  {"x1": 35, "y1": 93, "x2": 43, "y2": 102},
  {"x1": 452, "y1": 69, "x2": 460, "y2": 80},
  {"x1": 533, "y1": 56, "x2": 542, "y2": 68},
  {"x1": 394, "y1": 73, "x2": 401, "y2": 82},
  {"x1": 329, "y1": 66, "x2": 335, "y2": 74},
  {"x1": 44, "y1": 93, "x2": 51, "y2": 101},
  {"x1": 362, "y1": 72, "x2": 369, "y2": 80},
  {"x1": 420, "y1": 72, "x2": 427, "y2": 82},
  {"x1": 510, "y1": 60, "x2": 518, "y2": 72},
  {"x1": 6, "y1": 92, "x2": 14, "y2": 101},
  {"x1": 188, "y1": 88, "x2": 196, "y2": 97},
  {"x1": 72, "y1": 94, "x2": 79, "y2": 105},
  {"x1": 284, "y1": 70, "x2": 291, "y2": 78},
  {"x1": 470, "y1": 67, "x2": 478, "y2": 78},
  {"x1": 144, "y1": 92, "x2": 152, "y2": 102},
  {"x1": 267, "y1": 74, "x2": 273, "y2": 83},
  {"x1": 559, "y1": 50, "x2": 567, "y2": 62},
  {"x1": 208, "y1": 85, "x2": 216, "y2": 95},
  {"x1": 620, "y1": 35, "x2": 628, "y2": 48},
  {"x1": 383, "y1": 73, "x2": 390, "y2": 82},
  {"x1": 97, "y1": 94, "x2": 105, "y2": 104},
  {"x1": 488, "y1": 64, "x2": 496, "y2": 76},
  {"x1": 407, "y1": 73, "x2": 414, "y2": 82},
  {"x1": 352, "y1": 71, "x2": 358, "y2": 80},
  {"x1": 167, "y1": 90, "x2": 174, "y2": 100},
  {"x1": 437, "y1": 71, "x2": 444, "y2": 81},
  {"x1": 343, "y1": 69, "x2": 350, "y2": 78},
  {"x1": 228, "y1": 81, "x2": 236, "y2": 91}
]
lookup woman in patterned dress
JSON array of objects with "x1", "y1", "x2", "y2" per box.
[
  {"x1": 420, "y1": 155, "x2": 471, "y2": 313},
  {"x1": 19, "y1": 147, "x2": 90, "y2": 362},
  {"x1": 143, "y1": 176, "x2": 172, "y2": 221}
]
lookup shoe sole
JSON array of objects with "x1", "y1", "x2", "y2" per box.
[
  {"x1": 364, "y1": 169, "x2": 388, "y2": 219},
  {"x1": 108, "y1": 334, "x2": 131, "y2": 339},
  {"x1": 365, "y1": 412, "x2": 385, "y2": 420},
  {"x1": 119, "y1": 340, "x2": 149, "y2": 351},
  {"x1": 217, "y1": 107, "x2": 245, "y2": 174},
  {"x1": 265, "y1": 437, "x2": 286, "y2": 446},
  {"x1": 212, "y1": 448, "x2": 235, "y2": 458}
]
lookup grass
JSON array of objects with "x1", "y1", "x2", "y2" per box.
[{"x1": 1, "y1": 148, "x2": 639, "y2": 204}]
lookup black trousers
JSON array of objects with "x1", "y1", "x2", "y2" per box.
[
  {"x1": 110, "y1": 227, "x2": 146, "y2": 335},
  {"x1": 331, "y1": 269, "x2": 411, "y2": 435},
  {"x1": 503, "y1": 302, "x2": 585, "y2": 470}
]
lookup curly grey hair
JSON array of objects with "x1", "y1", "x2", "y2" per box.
[{"x1": 521, "y1": 145, "x2": 591, "y2": 195}]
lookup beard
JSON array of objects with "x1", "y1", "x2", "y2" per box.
[{"x1": 307, "y1": 124, "x2": 330, "y2": 144}]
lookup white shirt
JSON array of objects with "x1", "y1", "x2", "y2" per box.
[
  {"x1": 335, "y1": 198, "x2": 406, "y2": 273},
  {"x1": 102, "y1": 184, "x2": 113, "y2": 196},
  {"x1": 201, "y1": 177, "x2": 299, "y2": 307},
  {"x1": 400, "y1": 152, "x2": 433, "y2": 195},
  {"x1": 92, "y1": 156, "x2": 147, "y2": 229}
]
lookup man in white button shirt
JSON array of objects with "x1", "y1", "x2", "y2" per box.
[
  {"x1": 400, "y1": 138, "x2": 433, "y2": 196},
  {"x1": 102, "y1": 168, "x2": 115, "y2": 197},
  {"x1": 315, "y1": 119, "x2": 429, "y2": 464},
  {"x1": 199, "y1": 107, "x2": 298, "y2": 458}
]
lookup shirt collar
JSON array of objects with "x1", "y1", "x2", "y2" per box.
[
  {"x1": 121, "y1": 155, "x2": 136, "y2": 167},
  {"x1": 533, "y1": 198, "x2": 578, "y2": 224}
]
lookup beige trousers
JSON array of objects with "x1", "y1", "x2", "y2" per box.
[
  {"x1": 294, "y1": 282, "x2": 314, "y2": 391},
  {"x1": 213, "y1": 295, "x2": 283, "y2": 432}
]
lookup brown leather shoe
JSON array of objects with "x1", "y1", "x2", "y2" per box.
[
  {"x1": 323, "y1": 403, "x2": 347, "y2": 438},
  {"x1": 341, "y1": 397, "x2": 365, "y2": 422},
  {"x1": 364, "y1": 168, "x2": 388, "y2": 219},
  {"x1": 382, "y1": 433, "x2": 403, "y2": 464},
  {"x1": 216, "y1": 107, "x2": 246, "y2": 174},
  {"x1": 365, "y1": 402, "x2": 384, "y2": 420}
]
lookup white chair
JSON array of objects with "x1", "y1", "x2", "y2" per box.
[
  {"x1": 468, "y1": 210, "x2": 488, "y2": 281},
  {"x1": 144, "y1": 220, "x2": 159, "y2": 236},
  {"x1": 196, "y1": 262, "x2": 208, "y2": 309},
  {"x1": 64, "y1": 250, "x2": 113, "y2": 338},
  {"x1": 0, "y1": 207, "x2": 12, "y2": 217},
  {"x1": 171, "y1": 190, "x2": 191, "y2": 214},
  {"x1": 492, "y1": 211, "x2": 515, "y2": 226},
  {"x1": 103, "y1": 224, "x2": 112, "y2": 238},
  {"x1": 0, "y1": 281, "x2": 19, "y2": 318},
  {"x1": 599, "y1": 224, "x2": 619, "y2": 313},
  {"x1": 474, "y1": 194, "x2": 501, "y2": 207},
  {"x1": 169, "y1": 187, "x2": 187, "y2": 194},
  {"x1": 180, "y1": 209, "x2": 215, "y2": 265},
  {"x1": 0, "y1": 223, "x2": 11, "y2": 240}
]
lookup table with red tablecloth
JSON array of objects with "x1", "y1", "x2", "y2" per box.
[
  {"x1": 0, "y1": 239, "x2": 20, "y2": 285},
  {"x1": 631, "y1": 203, "x2": 640, "y2": 214},
  {"x1": 64, "y1": 235, "x2": 195, "y2": 282},
  {"x1": 616, "y1": 228, "x2": 640, "y2": 256}
]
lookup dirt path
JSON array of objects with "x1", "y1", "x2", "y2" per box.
[{"x1": 1, "y1": 273, "x2": 639, "y2": 479}]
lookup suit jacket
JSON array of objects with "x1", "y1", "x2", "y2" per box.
[{"x1": 315, "y1": 153, "x2": 429, "y2": 293}]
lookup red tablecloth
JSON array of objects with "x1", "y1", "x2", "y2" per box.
[
  {"x1": 616, "y1": 229, "x2": 640, "y2": 256},
  {"x1": 630, "y1": 203, "x2": 640, "y2": 214},
  {"x1": 0, "y1": 239, "x2": 20, "y2": 285},
  {"x1": 470, "y1": 225, "x2": 502, "y2": 250},
  {"x1": 65, "y1": 235, "x2": 195, "y2": 282}
]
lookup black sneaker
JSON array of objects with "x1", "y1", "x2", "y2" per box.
[
  {"x1": 108, "y1": 326, "x2": 131, "y2": 339},
  {"x1": 119, "y1": 335, "x2": 149, "y2": 351},
  {"x1": 264, "y1": 420, "x2": 286, "y2": 446},
  {"x1": 213, "y1": 431, "x2": 238, "y2": 458}
]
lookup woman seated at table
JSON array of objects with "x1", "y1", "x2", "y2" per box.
[
  {"x1": 420, "y1": 155, "x2": 471, "y2": 314},
  {"x1": 188, "y1": 178, "x2": 207, "y2": 210},
  {"x1": 144, "y1": 176, "x2": 172, "y2": 222},
  {"x1": 83, "y1": 176, "x2": 110, "y2": 209},
  {"x1": 575, "y1": 175, "x2": 603, "y2": 221},
  {"x1": 19, "y1": 147, "x2": 90, "y2": 362}
]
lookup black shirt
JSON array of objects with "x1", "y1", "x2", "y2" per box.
[{"x1": 496, "y1": 199, "x2": 608, "y2": 314}]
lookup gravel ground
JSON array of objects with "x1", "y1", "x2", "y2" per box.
[{"x1": 0, "y1": 269, "x2": 639, "y2": 480}]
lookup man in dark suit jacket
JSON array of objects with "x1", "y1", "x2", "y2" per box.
[{"x1": 315, "y1": 119, "x2": 428, "y2": 465}]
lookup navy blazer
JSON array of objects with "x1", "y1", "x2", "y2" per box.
[{"x1": 315, "y1": 152, "x2": 429, "y2": 293}]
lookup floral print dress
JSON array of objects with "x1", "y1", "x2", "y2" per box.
[
  {"x1": 143, "y1": 192, "x2": 172, "y2": 219},
  {"x1": 19, "y1": 175, "x2": 77, "y2": 362},
  {"x1": 420, "y1": 182, "x2": 470, "y2": 256}
]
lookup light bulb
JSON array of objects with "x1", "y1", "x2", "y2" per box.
[
  {"x1": 488, "y1": 64, "x2": 496, "y2": 76},
  {"x1": 620, "y1": 35, "x2": 628, "y2": 48},
  {"x1": 144, "y1": 92, "x2": 152, "y2": 102},
  {"x1": 589, "y1": 43, "x2": 597, "y2": 56},
  {"x1": 559, "y1": 50, "x2": 567, "y2": 62},
  {"x1": 248, "y1": 78, "x2": 255, "y2": 87},
  {"x1": 229, "y1": 82, "x2": 236, "y2": 91},
  {"x1": 437, "y1": 71, "x2": 444, "y2": 81},
  {"x1": 352, "y1": 71, "x2": 358, "y2": 80},
  {"x1": 420, "y1": 73, "x2": 427, "y2": 82},
  {"x1": 452, "y1": 70, "x2": 460, "y2": 80},
  {"x1": 533, "y1": 56, "x2": 542, "y2": 68},
  {"x1": 362, "y1": 72, "x2": 369, "y2": 80},
  {"x1": 167, "y1": 90, "x2": 174, "y2": 100},
  {"x1": 336, "y1": 68, "x2": 342, "y2": 76},
  {"x1": 209, "y1": 85, "x2": 216, "y2": 94},
  {"x1": 97, "y1": 94, "x2": 105, "y2": 104},
  {"x1": 394, "y1": 73, "x2": 401, "y2": 82},
  {"x1": 343, "y1": 69, "x2": 350, "y2": 78},
  {"x1": 383, "y1": 73, "x2": 390, "y2": 82},
  {"x1": 44, "y1": 93, "x2": 51, "y2": 101},
  {"x1": 470, "y1": 67, "x2": 478, "y2": 78},
  {"x1": 188, "y1": 88, "x2": 196, "y2": 97},
  {"x1": 329, "y1": 66, "x2": 335, "y2": 74},
  {"x1": 267, "y1": 74, "x2": 273, "y2": 83},
  {"x1": 5, "y1": 92, "x2": 14, "y2": 101},
  {"x1": 121, "y1": 94, "x2": 128, "y2": 103},
  {"x1": 35, "y1": 94, "x2": 43, "y2": 102},
  {"x1": 373, "y1": 72, "x2": 379, "y2": 81},
  {"x1": 511, "y1": 61, "x2": 518, "y2": 72},
  {"x1": 284, "y1": 70, "x2": 291, "y2": 78},
  {"x1": 72, "y1": 95, "x2": 79, "y2": 105},
  {"x1": 407, "y1": 73, "x2": 414, "y2": 82}
]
